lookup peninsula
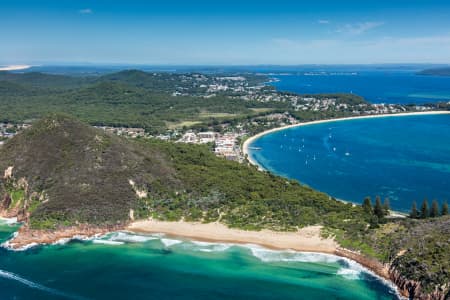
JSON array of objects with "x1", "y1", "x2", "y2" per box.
[{"x1": 1, "y1": 114, "x2": 449, "y2": 299}]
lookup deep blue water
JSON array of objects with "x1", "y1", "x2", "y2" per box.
[
  {"x1": 270, "y1": 70, "x2": 450, "y2": 104},
  {"x1": 249, "y1": 114, "x2": 450, "y2": 212}
]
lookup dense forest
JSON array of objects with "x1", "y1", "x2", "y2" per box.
[{"x1": 0, "y1": 70, "x2": 370, "y2": 133}]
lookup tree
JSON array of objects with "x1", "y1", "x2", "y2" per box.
[
  {"x1": 374, "y1": 196, "x2": 384, "y2": 219},
  {"x1": 442, "y1": 202, "x2": 448, "y2": 216},
  {"x1": 410, "y1": 201, "x2": 419, "y2": 218},
  {"x1": 362, "y1": 197, "x2": 373, "y2": 215},
  {"x1": 369, "y1": 215, "x2": 379, "y2": 229},
  {"x1": 420, "y1": 199, "x2": 429, "y2": 219},
  {"x1": 383, "y1": 198, "x2": 390, "y2": 215},
  {"x1": 430, "y1": 200, "x2": 439, "y2": 218}
]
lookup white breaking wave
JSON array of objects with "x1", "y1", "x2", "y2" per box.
[
  {"x1": 189, "y1": 241, "x2": 231, "y2": 252},
  {"x1": 246, "y1": 244, "x2": 366, "y2": 281},
  {"x1": 0, "y1": 217, "x2": 18, "y2": 225},
  {"x1": 51, "y1": 238, "x2": 72, "y2": 246},
  {"x1": 160, "y1": 238, "x2": 183, "y2": 247},
  {"x1": 246, "y1": 245, "x2": 341, "y2": 263},
  {"x1": 106, "y1": 231, "x2": 159, "y2": 243},
  {"x1": 0, "y1": 269, "x2": 86, "y2": 300},
  {"x1": 92, "y1": 239, "x2": 124, "y2": 245},
  {"x1": 336, "y1": 267, "x2": 361, "y2": 280}
]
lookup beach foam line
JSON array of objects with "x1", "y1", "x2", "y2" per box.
[
  {"x1": 160, "y1": 238, "x2": 183, "y2": 247},
  {"x1": 244, "y1": 244, "x2": 341, "y2": 263},
  {"x1": 0, "y1": 269, "x2": 86, "y2": 300},
  {"x1": 0, "y1": 217, "x2": 18, "y2": 225},
  {"x1": 107, "y1": 231, "x2": 159, "y2": 243},
  {"x1": 189, "y1": 241, "x2": 231, "y2": 252},
  {"x1": 92, "y1": 239, "x2": 124, "y2": 246}
]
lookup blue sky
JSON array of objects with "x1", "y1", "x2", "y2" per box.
[{"x1": 1, "y1": 0, "x2": 450, "y2": 65}]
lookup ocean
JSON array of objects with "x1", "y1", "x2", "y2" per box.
[
  {"x1": 248, "y1": 114, "x2": 450, "y2": 212},
  {"x1": 268, "y1": 68, "x2": 450, "y2": 104},
  {"x1": 0, "y1": 220, "x2": 399, "y2": 300}
]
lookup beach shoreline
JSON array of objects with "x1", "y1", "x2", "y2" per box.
[
  {"x1": 127, "y1": 219, "x2": 406, "y2": 298},
  {"x1": 0, "y1": 219, "x2": 405, "y2": 298},
  {"x1": 242, "y1": 110, "x2": 450, "y2": 169},
  {"x1": 128, "y1": 219, "x2": 337, "y2": 253}
]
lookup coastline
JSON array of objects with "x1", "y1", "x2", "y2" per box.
[
  {"x1": 127, "y1": 219, "x2": 405, "y2": 298},
  {"x1": 128, "y1": 219, "x2": 337, "y2": 253},
  {"x1": 242, "y1": 110, "x2": 450, "y2": 169},
  {"x1": 1, "y1": 219, "x2": 405, "y2": 298}
]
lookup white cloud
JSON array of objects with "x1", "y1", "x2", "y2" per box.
[
  {"x1": 318, "y1": 20, "x2": 330, "y2": 24},
  {"x1": 336, "y1": 21, "x2": 384, "y2": 35},
  {"x1": 79, "y1": 8, "x2": 93, "y2": 15}
]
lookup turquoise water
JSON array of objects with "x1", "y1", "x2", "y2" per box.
[
  {"x1": 249, "y1": 114, "x2": 450, "y2": 211},
  {"x1": 0, "y1": 220, "x2": 399, "y2": 300}
]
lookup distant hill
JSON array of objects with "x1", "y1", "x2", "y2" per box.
[
  {"x1": 417, "y1": 67, "x2": 450, "y2": 76},
  {"x1": 0, "y1": 71, "x2": 93, "y2": 89}
]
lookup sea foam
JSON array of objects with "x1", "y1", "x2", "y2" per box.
[
  {"x1": 107, "y1": 231, "x2": 159, "y2": 243},
  {"x1": 92, "y1": 239, "x2": 124, "y2": 246},
  {"x1": 189, "y1": 241, "x2": 231, "y2": 252},
  {"x1": 0, "y1": 269, "x2": 86, "y2": 300},
  {"x1": 160, "y1": 238, "x2": 183, "y2": 247},
  {"x1": 245, "y1": 245, "x2": 340, "y2": 263},
  {"x1": 0, "y1": 217, "x2": 18, "y2": 225}
]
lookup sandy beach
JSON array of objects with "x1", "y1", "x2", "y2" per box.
[
  {"x1": 242, "y1": 111, "x2": 450, "y2": 168},
  {"x1": 0, "y1": 65, "x2": 31, "y2": 71},
  {"x1": 128, "y1": 219, "x2": 337, "y2": 253}
]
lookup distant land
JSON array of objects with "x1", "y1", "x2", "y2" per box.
[{"x1": 417, "y1": 67, "x2": 450, "y2": 76}]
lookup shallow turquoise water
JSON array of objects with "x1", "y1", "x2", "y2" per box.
[
  {"x1": 0, "y1": 220, "x2": 398, "y2": 300},
  {"x1": 249, "y1": 114, "x2": 450, "y2": 211}
]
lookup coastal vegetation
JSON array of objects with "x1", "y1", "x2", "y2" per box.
[{"x1": 409, "y1": 199, "x2": 449, "y2": 219}]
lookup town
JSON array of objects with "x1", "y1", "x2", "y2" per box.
[{"x1": 0, "y1": 123, "x2": 30, "y2": 146}]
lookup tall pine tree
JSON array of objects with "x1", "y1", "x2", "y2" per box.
[
  {"x1": 362, "y1": 197, "x2": 373, "y2": 215},
  {"x1": 374, "y1": 196, "x2": 384, "y2": 219},
  {"x1": 383, "y1": 198, "x2": 390, "y2": 215},
  {"x1": 441, "y1": 202, "x2": 448, "y2": 216},
  {"x1": 420, "y1": 199, "x2": 429, "y2": 219},
  {"x1": 410, "y1": 201, "x2": 418, "y2": 218},
  {"x1": 430, "y1": 200, "x2": 439, "y2": 218}
]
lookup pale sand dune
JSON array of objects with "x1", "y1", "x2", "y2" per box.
[
  {"x1": 128, "y1": 219, "x2": 337, "y2": 253},
  {"x1": 0, "y1": 65, "x2": 31, "y2": 71},
  {"x1": 243, "y1": 111, "x2": 450, "y2": 168}
]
